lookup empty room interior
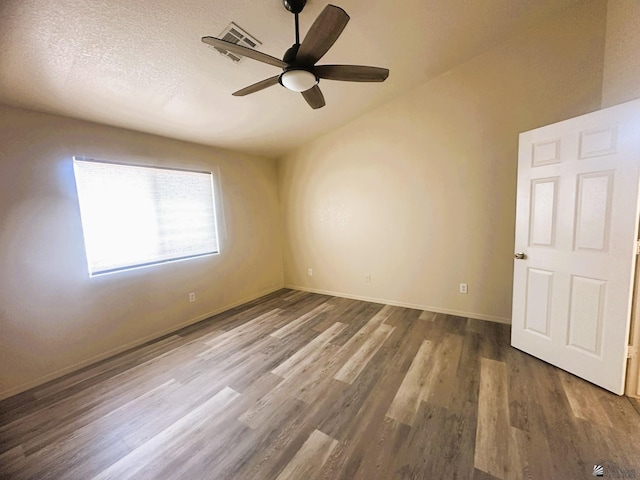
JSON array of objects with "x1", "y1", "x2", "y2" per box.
[{"x1": 1, "y1": 0, "x2": 640, "y2": 478}]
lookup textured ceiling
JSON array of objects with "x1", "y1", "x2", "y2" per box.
[{"x1": 0, "y1": 0, "x2": 584, "y2": 158}]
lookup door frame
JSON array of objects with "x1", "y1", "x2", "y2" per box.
[{"x1": 625, "y1": 228, "x2": 640, "y2": 398}]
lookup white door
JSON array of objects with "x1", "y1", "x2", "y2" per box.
[{"x1": 511, "y1": 98, "x2": 640, "y2": 395}]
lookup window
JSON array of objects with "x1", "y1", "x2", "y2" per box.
[{"x1": 73, "y1": 157, "x2": 219, "y2": 276}]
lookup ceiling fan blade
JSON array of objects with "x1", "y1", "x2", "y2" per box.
[
  {"x1": 315, "y1": 65, "x2": 389, "y2": 82},
  {"x1": 296, "y1": 5, "x2": 350, "y2": 66},
  {"x1": 232, "y1": 76, "x2": 280, "y2": 96},
  {"x1": 302, "y1": 85, "x2": 326, "y2": 109},
  {"x1": 202, "y1": 37, "x2": 286, "y2": 69}
]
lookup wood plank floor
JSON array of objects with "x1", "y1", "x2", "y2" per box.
[{"x1": 1, "y1": 289, "x2": 639, "y2": 479}]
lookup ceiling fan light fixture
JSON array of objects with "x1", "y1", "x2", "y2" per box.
[{"x1": 279, "y1": 69, "x2": 318, "y2": 92}]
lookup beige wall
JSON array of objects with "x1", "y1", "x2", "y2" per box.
[
  {"x1": 278, "y1": 1, "x2": 606, "y2": 323},
  {"x1": 0, "y1": 105, "x2": 283, "y2": 399},
  {"x1": 602, "y1": 0, "x2": 640, "y2": 107}
]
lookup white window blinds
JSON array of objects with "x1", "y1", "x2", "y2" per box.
[{"x1": 73, "y1": 157, "x2": 219, "y2": 276}]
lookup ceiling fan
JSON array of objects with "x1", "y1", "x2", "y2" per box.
[{"x1": 201, "y1": 0, "x2": 389, "y2": 110}]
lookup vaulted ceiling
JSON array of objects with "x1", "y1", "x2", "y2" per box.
[{"x1": 0, "y1": 0, "x2": 584, "y2": 158}]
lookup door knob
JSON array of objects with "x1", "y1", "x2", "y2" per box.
[{"x1": 514, "y1": 252, "x2": 527, "y2": 260}]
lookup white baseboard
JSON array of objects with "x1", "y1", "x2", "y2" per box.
[
  {"x1": 285, "y1": 284, "x2": 512, "y2": 325},
  {"x1": 0, "y1": 286, "x2": 284, "y2": 401}
]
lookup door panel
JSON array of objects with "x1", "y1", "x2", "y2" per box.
[
  {"x1": 579, "y1": 126, "x2": 617, "y2": 158},
  {"x1": 567, "y1": 275, "x2": 605, "y2": 354},
  {"x1": 524, "y1": 268, "x2": 553, "y2": 337},
  {"x1": 512, "y1": 99, "x2": 640, "y2": 394},
  {"x1": 574, "y1": 171, "x2": 613, "y2": 251},
  {"x1": 530, "y1": 178, "x2": 558, "y2": 247}
]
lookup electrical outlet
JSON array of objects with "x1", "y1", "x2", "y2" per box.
[
  {"x1": 459, "y1": 283, "x2": 468, "y2": 294},
  {"x1": 365, "y1": 274, "x2": 371, "y2": 283},
  {"x1": 308, "y1": 268, "x2": 313, "y2": 276},
  {"x1": 189, "y1": 292, "x2": 196, "y2": 302}
]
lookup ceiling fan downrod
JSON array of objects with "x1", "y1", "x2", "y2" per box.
[{"x1": 283, "y1": 0, "x2": 306, "y2": 47}]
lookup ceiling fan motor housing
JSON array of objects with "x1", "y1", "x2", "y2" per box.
[{"x1": 283, "y1": 44, "x2": 300, "y2": 64}]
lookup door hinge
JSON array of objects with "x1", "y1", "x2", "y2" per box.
[
  {"x1": 628, "y1": 346, "x2": 638, "y2": 359},
  {"x1": 636, "y1": 240, "x2": 640, "y2": 255}
]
